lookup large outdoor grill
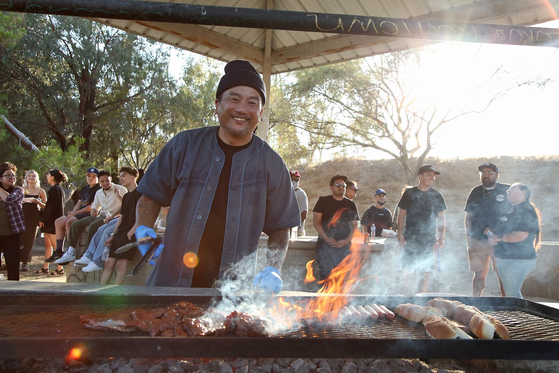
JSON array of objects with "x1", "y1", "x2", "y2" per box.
[{"x1": 2, "y1": 290, "x2": 559, "y2": 360}]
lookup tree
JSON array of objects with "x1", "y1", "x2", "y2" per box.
[
  {"x1": 285, "y1": 49, "x2": 508, "y2": 183},
  {"x1": 118, "y1": 56, "x2": 222, "y2": 170},
  {"x1": 0, "y1": 14, "x2": 176, "y2": 160}
]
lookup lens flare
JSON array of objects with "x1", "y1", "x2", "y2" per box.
[
  {"x1": 183, "y1": 252, "x2": 198, "y2": 268},
  {"x1": 68, "y1": 347, "x2": 82, "y2": 360}
]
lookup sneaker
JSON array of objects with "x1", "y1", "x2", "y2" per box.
[
  {"x1": 81, "y1": 262, "x2": 103, "y2": 273},
  {"x1": 55, "y1": 251, "x2": 76, "y2": 265},
  {"x1": 74, "y1": 256, "x2": 92, "y2": 268},
  {"x1": 45, "y1": 251, "x2": 63, "y2": 262}
]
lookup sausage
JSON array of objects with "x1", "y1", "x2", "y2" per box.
[
  {"x1": 356, "y1": 306, "x2": 373, "y2": 320},
  {"x1": 347, "y1": 305, "x2": 362, "y2": 319},
  {"x1": 379, "y1": 305, "x2": 396, "y2": 321},
  {"x1": 364, "y1": 305, "x2": 379, "y2": 320},
  {"x1": 370, "y1": 304, "x2": 387, "y2": 318}
]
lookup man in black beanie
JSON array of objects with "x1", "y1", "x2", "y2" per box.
[{"x1": 133, "y1": 60, "x2": 300, "y2": 293}]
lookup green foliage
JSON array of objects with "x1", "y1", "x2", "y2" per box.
[
  {"x1": 26, "y1": 138, "x2": 89, "y2": 187},
  {"x1": 0, "y1": 12, "x2": 24, "y2": 48},
  {"x1": 0, "y1": 15, "x2": 180, "y2": 164},
  {"x1": 268, "y1": 75, "x2": 312, "y2": 167}
]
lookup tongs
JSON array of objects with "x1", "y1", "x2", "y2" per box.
[{"x1": 115, "y1": 236, "x2": 163, "y2": 278}]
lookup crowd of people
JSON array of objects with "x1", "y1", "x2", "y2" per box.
[
  {"x1": 296, "y1": 161, "x2": 541, "y2": 298},
  {"x1": 0, "y1": 60, "x2": 543, "y2": 299}
]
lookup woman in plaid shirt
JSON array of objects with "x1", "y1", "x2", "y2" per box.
[{"x1": 0, "y1": 162, "x2": 25, "y2": 281}]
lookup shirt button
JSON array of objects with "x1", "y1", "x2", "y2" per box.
[
  {"x1": 197, "y1": 215, "x2": 202, "y2": 220},
  {"x1": 215, "y1": 157, "x2": 220, "y2": 162},
  {"x1": 207, "y1": 186, "x2": 212, "y2": 191}
]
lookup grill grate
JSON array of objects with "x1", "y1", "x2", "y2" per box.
[
  {"x1": 2, "y1": 295, "x2": 559, "y2": 360},
  {"x1": 2, "y1": 303, "x2": 559, "y2": 341}
]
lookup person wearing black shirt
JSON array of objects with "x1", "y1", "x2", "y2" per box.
[
  {"x1": 100, "y1": 167, "x2": 142, "y2": 285},
  {"x1": 313, "y1": 175, "x2": 359, "y2": 280},
  {"x1": 361, "y1": 188, "x2": 393, "y2": 237},
  {"x1": 486, "y1": 183, "x2": 540, "y2": 298},
  {"x1": 464, "y1": 162, "x2": 510, "y2": 296},
  {"x1": 397, "y1": 165, "x2": 447, "y2": 294}
]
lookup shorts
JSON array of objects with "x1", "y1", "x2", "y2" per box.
[
  {"x1": 401, "y1": 241, "x2": 435, "y2": 274},
  {"x1": 110, "y1": 233, "x2": 136, "y2": 261},
  {"x1": 467, "y1": 236, "x2": 495, "y2": 272}
]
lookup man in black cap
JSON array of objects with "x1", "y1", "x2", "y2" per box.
[
  {"x1": 312, "y1": 175, "x2": 359, "y2": 280},
  {"x1": 133, "y1": 60, "x2": 300, "y2": 292},
  {"x1": 397, "y1": 164, "x2": 447, "y2": 294},
  {"x1": 464, "y1": 162, "x2": 510, "y2": 296},
  {"x1": 49, "y1": 167, "x2": 101, "y2": 264},
  {"x1": 361, "y1": 188, "x2": 393, "y2": 237}
]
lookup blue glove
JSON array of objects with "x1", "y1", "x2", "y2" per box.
[
  {"x1": 253, "y1": 266, "x2": 283, "y2": 293},
  {"x1": 135, "y1": 225, "x2": 164, "y2": 265}
]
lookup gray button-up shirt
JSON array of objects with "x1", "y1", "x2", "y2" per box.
[{"x1": 138, "y1": 126, "x2": 300, "y2": 287}]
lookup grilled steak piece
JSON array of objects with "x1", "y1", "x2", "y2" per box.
[{"x1": 80, "y1": 301, "x2": 267, "y2": 337}]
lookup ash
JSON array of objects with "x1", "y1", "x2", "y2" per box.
[{"x1": 2, "y1": 357, "x2": 559, "y2": 373}]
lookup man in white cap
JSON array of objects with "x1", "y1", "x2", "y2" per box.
[
  {"x1": 397, "y1": 164, "x2": 447, "y2": 294},
  {"x1": 361, "y1": 189, "x2": 393, "y2": 237},
  {"x1": 134, "y1": 60, "x2": 300, "y2": 292},
  {"x1": 290, "y1": 170, "x2": 308, "y2": 237},
  {"x1": 464, "y1": 162, "x2": 510, "y2": 296}
]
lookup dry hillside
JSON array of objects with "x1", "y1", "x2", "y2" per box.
[{"x1": 295, "y1": 155, "x2": 559, "y2": 242}]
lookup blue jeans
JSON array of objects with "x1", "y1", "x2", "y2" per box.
[
  {"x1": 494, "y1": 257, "x2": 537, "y2": 298},
  {"x1": 83, "y1": 219, "x2": 118, "y2": 266}
]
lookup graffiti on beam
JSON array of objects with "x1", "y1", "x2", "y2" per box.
[{"x1": 309, "y1": 14, "x2": 559, "y2": 46}]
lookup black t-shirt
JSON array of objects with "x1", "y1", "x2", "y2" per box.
[
  {"x1": 111, "y1": 188, "x2": 143, "y2": 254},
  {"x1": 191, "y1": 135, "x2": 252, "y2": 288},
  {"x1": 116, "y1": 188, "x2": 142, "y2": 236},
  {"x1": 493, "y1": 201, "x2": 539, "y2": 260},
  {"x1": 78, "y1": 184, "x2": 101, "y2": 208},
  {"x1": 464, "y1": 182, "x2": 511, "y2": 241},
  {"x1": 313, "y1": 196, "x2": 358, "y2": 241},
  {"x1": 361, "y1": 206, "x2": 393, "y2": 236},
  {"x1": 398, "y1": 186, "x2": 447, "y2": 245}
]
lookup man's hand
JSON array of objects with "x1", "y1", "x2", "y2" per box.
[
  {"x1": 397, "y1": 234, "x2": 406, "y2": 249},
  {"x1": 135, "y1": 225, "x2": 164, "y2": 265},
  {"x1": 253, "y1": 266, "x2": 283, "y2": 293}
]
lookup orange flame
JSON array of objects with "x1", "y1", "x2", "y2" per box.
[
  {"x1": 304, "y1": 259, "x2": 316, "y2": 283},
  {"x1": 272, "y1": 227, "x2": 371, "y2": 323},
  {"x1": 327, "y1": 208, "x2": 347, "y2": 229}
]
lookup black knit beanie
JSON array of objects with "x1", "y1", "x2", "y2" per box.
[{"x1": 216, "y1": 60, "x2": 266, "y2": 105}]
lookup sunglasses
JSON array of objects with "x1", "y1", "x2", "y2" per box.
[
  {"x1": 2, "y1": 174, "x2": 16, "y2": 179},
  {"x1": 347, "y1": 187, "x2": 358, "y2": 192},
  {"x1": 333, "y1": 183, "x2": 346, "y2": 188}
]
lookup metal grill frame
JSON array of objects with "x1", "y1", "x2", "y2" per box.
[{"x1": 2, "y1": 293, "x2": 559, "y2": 360}]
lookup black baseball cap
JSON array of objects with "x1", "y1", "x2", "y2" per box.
[
  {"x1": 330, "y1": 175, "x2": 348, "y2": 186},
  {"x1": 478, "y1": 162, "x2": 499, "y2": 173},
  {"x1": 86, "y1": 167, "x2": 99, "y2": 175},
  {"x1": 418, "y1": 164, "x2": 440, "y2": 175}
]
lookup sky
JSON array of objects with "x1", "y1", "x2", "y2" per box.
[
  {"x1": 169, "y1": 20, "x2": 559, "y2": 161},
  {"x1": 414, "y1": 30, "x2": 559, "y2": 160}
]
